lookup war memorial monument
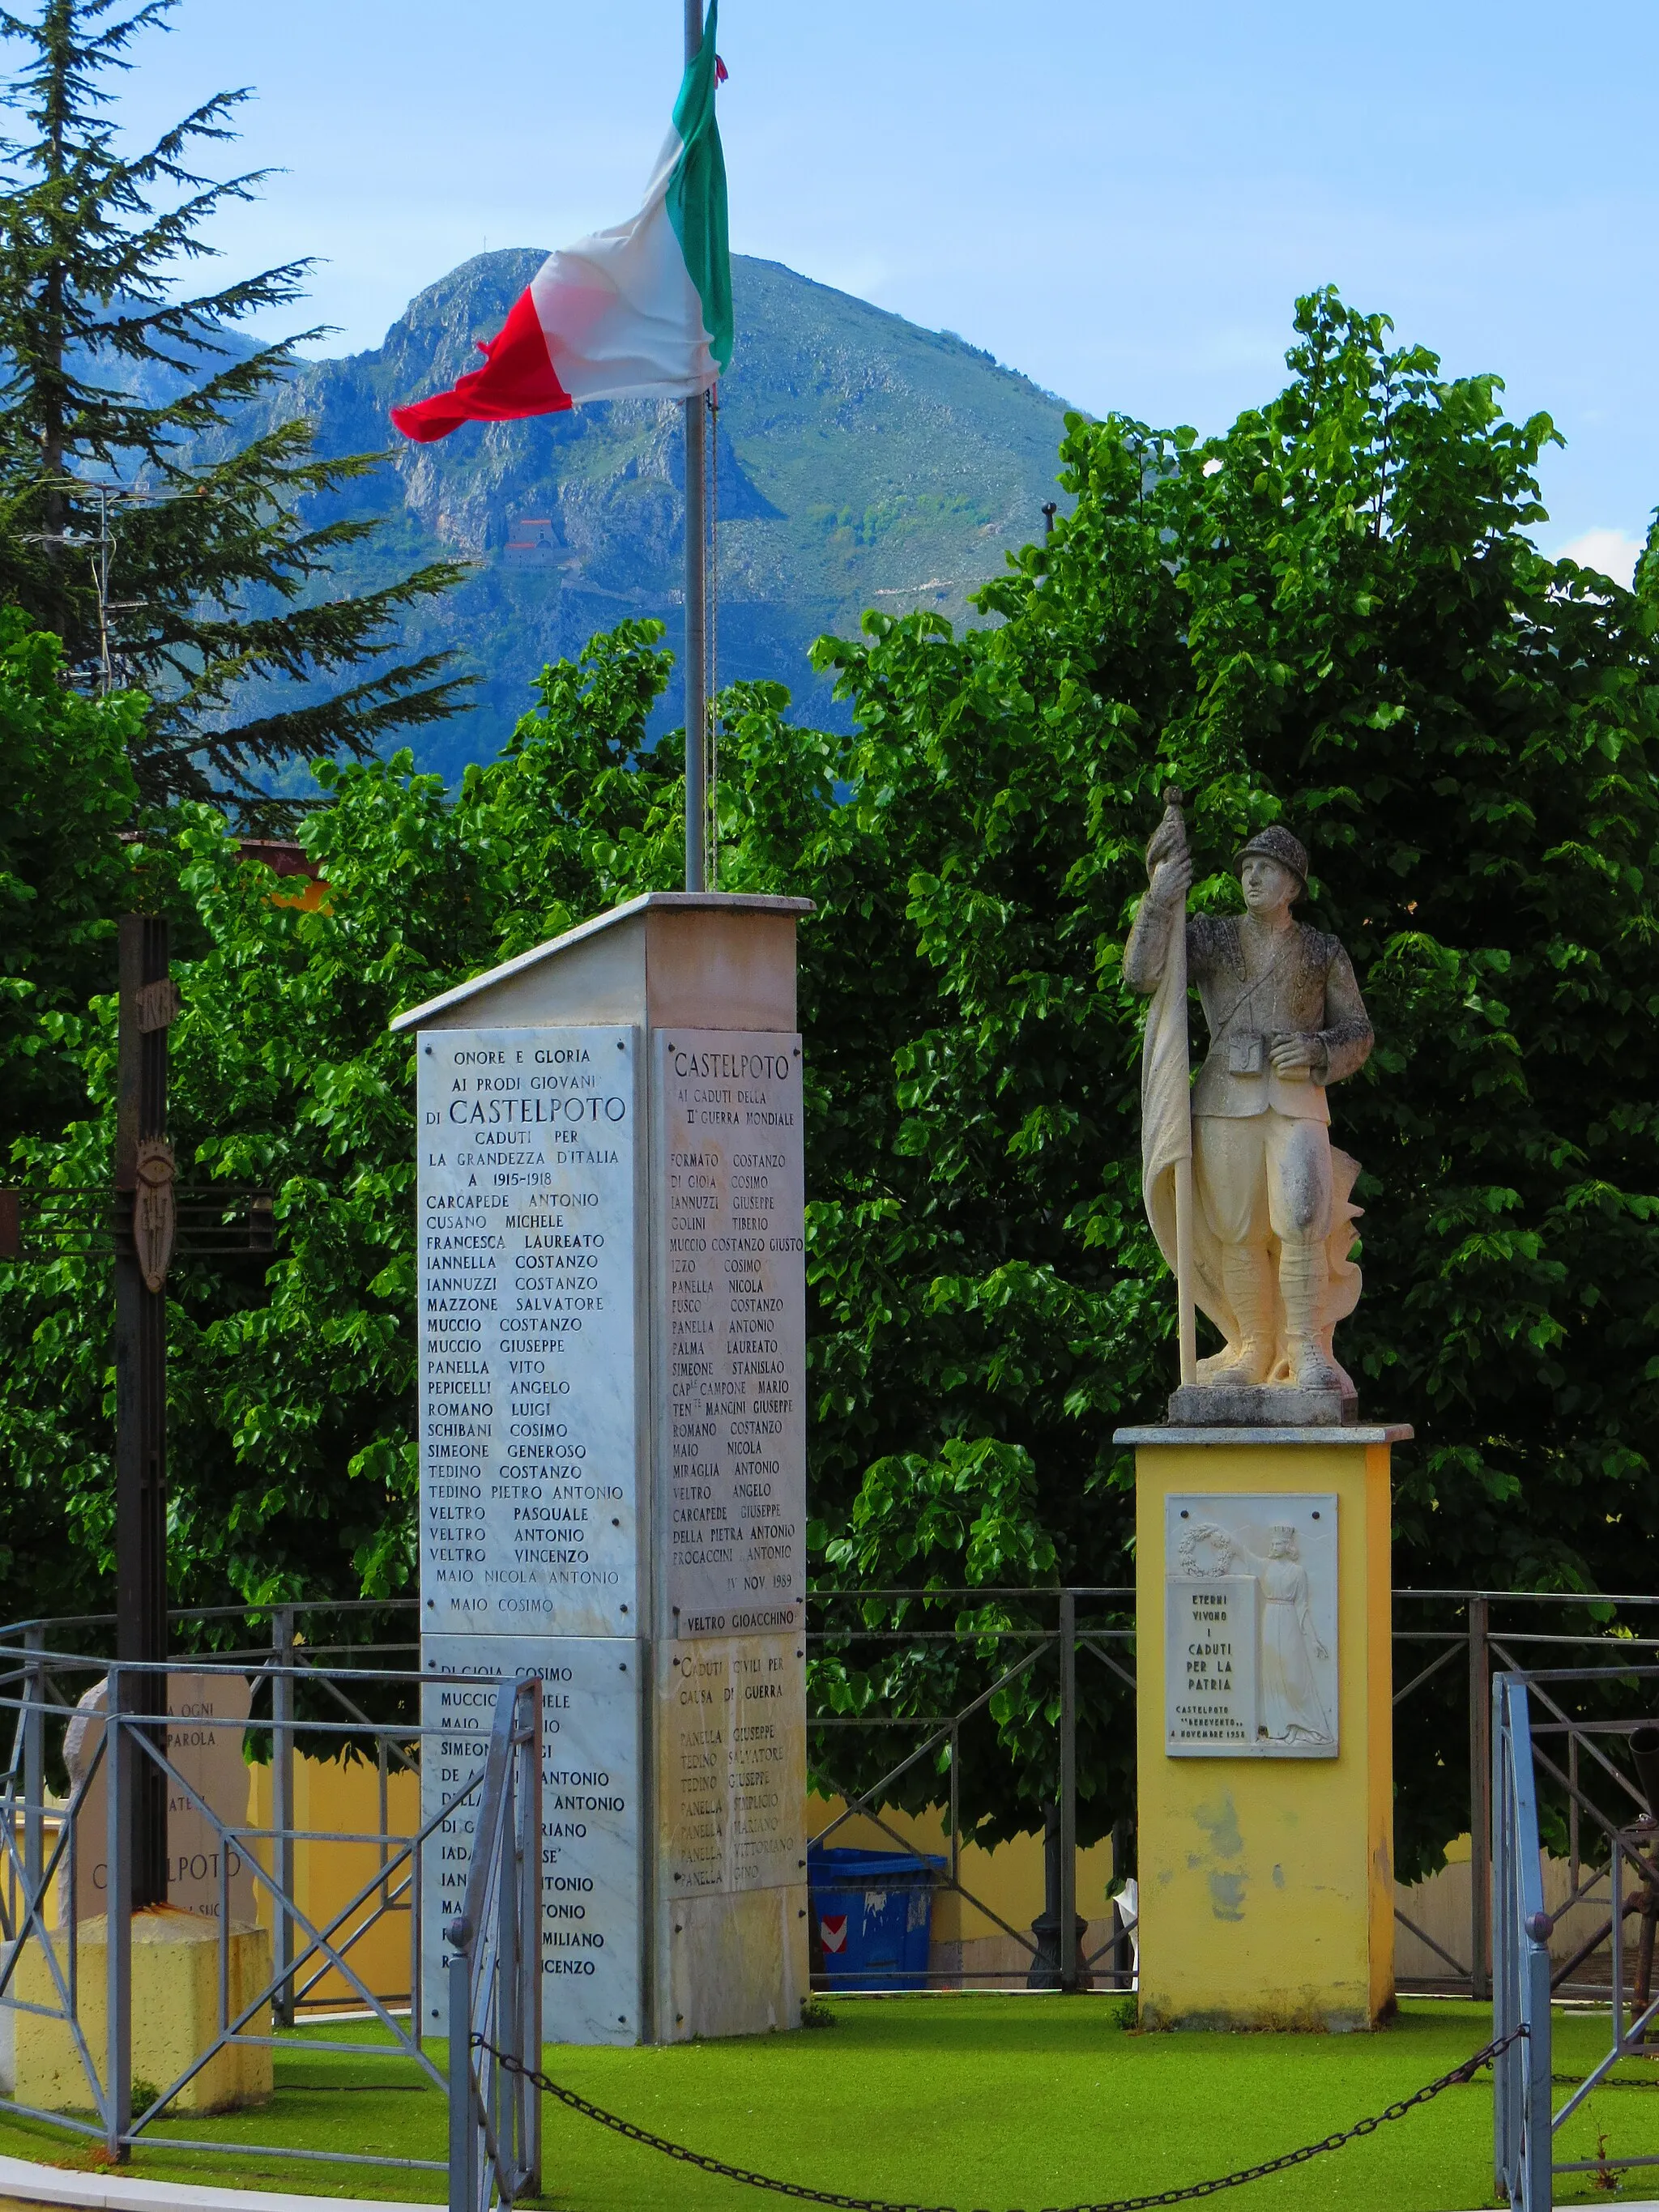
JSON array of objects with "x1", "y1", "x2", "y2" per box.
[
  {"x1": 398, "y1": 795, "x2": 1405, "y2": 2042},
  {"x1": 1116, "y1": 791, "x2": 1409, "y2": 2030},
  {"x1": 395, "y1": 892, "x2": 812, "y2": 2044}
]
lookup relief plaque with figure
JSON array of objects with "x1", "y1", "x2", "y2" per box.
[{"x1": 1164, "y1": 1494, "x2": 1338, "y2": 1758}]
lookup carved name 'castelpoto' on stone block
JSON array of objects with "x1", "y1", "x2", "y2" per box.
[
  {"x1": 67, "y1": 1672, "x2": 256, "y2": 1923},
  {"x1": 417, "y1": 1027, "x2": 640, "y2": 1638},
  {"x1": 420, "y1": 1634, "x2": 642, "y2": 2046},
  {"x1": 1165, "y1": 1494, "x2": 1338, "y2": 1758}
]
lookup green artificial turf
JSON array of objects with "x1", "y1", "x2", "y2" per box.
[{"x1": 0, "y1": 1998, "x2": 1654, "y2": 2210}]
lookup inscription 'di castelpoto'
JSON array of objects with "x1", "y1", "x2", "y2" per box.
[
  {"x1": 417, "y1": 1026, "x2": 639, "y2": 1639},
  {"x1": 655, "y1": 1031, "x2": 806, "y2": 1639}
]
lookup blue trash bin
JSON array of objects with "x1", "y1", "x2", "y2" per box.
[{"x1": 808, "y1": 1844, "x2": 945, "y2": 1992}]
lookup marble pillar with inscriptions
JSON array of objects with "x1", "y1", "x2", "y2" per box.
[{"x1": 392, "y1": 892, "x2": 812, "y2": 2045}]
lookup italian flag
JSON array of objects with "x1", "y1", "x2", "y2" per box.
[{"x1": 391, "y1": 8, "x2": 731, "y2": 443}]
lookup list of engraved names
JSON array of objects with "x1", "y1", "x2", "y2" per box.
[
  {"x1": 655, "y1": 1031, "x2": 806, "y2": 1636},
  {"x1": 417, "y1": 1026, "x2": 638, "y2": 1638},
  {"x1": 421, "y1": 1635, "x2": 641, "y2": 2044}
]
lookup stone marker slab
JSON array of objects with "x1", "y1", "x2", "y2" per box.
[
  {"x1": 67, "y1": 1672, "x2": 255, "y2": 1923},
  {"x1": 1164, "y1": 1493, "x2": 1339, "y2": 1758},
  {"x1": 420, "y1": 1634, "x2": 642, "y2": 2044},
  {"x1": 656, "y1": 1634, "x2": 807, "y2": 1897},
  {"x1": 653, "y1": 1030, "x2": 806, "y2": 1638},
  {"x1": 417, "y1": 1026, "x2": 640, "y2": 1638}
]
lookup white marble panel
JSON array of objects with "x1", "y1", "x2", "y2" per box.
[
  {"x1": 656, "y1": 1635, "x2": 806, "y2": 1897},
  {"x1": 1164, "y1": 1493, "x2": 1339, "y2": 1758},
  {"x1": 417, "y1": 1026, "x2": 641, "y2": 1637},
  {"x1": 420, "y1": 1636, "x2": 642, "y2": 2045},
  {"x1": 651, "y1": 1030, "x2": 806, "y2": 1637}
]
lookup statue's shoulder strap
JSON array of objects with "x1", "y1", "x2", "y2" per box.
[
  {"x1": 1294, "y1": 922, "x2": 1343, "y2": 974},
  {"x1": 1190, "y1": 912, "x2": 1243, "y2": 979}
]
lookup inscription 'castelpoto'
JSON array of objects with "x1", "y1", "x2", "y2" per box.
[{"x1": 655, "y1": 1029, "x2": 807, "y2": 1639}]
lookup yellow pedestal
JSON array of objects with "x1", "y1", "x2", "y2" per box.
[
  {"x1": 1121, "y1": 1423, "x2": 1405, "y2": 2031},
  {"x1": 15, "y1": 1907, "x2": 272, "y2": 2112}
]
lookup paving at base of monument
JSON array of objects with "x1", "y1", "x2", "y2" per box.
[{"x1": 0, "y1": 2001, "x2": 1648, "y2": 2212}]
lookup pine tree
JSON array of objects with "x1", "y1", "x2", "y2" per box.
[{"x1": 0, "y1": 0, "x2": 471, "y2": 802}]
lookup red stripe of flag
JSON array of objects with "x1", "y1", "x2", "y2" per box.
[{"x1": 390, "y1": 289, "x2": 572, "y2": 444}]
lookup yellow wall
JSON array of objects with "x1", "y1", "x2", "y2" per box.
[
  {"x1": 1133, "y1": 1435, "x2": 1395, "y2": 2030},
  {"x1": 246, "y1": 1754, "x2": 420, "y2": 2013}
]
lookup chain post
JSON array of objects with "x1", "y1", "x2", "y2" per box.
[
  {"x1": 449, "y1": 1932, "x2": 476, "y2": 2212},
  {"x1": 496, "y1": 1734, "x2": 520, "y2": 2187},
  {"x1": 1059, "y1": 1588, "x2": 1080, "y2": 1993},
  {"x1": 104, "y1": 1668, "x2": 131, "y2": 2163},
  {"x1": 1469, "y1": 1594, "x2": 1491, "y2": 2001},
  {"x1": 272, "y1": 1605, "x2": 296, "y2": 2028}
]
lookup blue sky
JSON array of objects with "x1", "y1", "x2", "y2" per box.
[{"x1": 66, "y1": 0, "x2": 1659, "y2": 581}]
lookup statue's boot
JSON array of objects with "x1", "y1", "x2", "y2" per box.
[
  {"x1": 1196, "y1": 1247, "x2": 1276, "y2": 1386},
  {"x1": 1278, "y1": 1238, "x2": 1348, "y2": 1392}
]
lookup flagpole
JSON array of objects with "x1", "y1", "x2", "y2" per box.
[{"x1": 682, "y1": 0, "x2": 707, "y2": 893}]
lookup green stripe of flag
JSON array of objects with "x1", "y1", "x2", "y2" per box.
[{"x1": 667, "y1": 1, "x2": 732, "y2": 372}]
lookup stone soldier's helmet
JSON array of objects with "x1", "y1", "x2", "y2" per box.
[{"x1": 1233, "y1": 824, "x2": 1308, "y2": 895}]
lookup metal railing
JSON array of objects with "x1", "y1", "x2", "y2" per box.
[
  {"x1": 446, "y1": 1677, "x2": 542, "y2": 2212},
  {"x1": 1493, "y1": 1673, "x2": 1551, "y2": 2212},
  {"x1": 0, "y1": 1609, "x2": 522, "y2": 2192},
  {"x1": 1491, "y1": 1660, "x2": 1659, "y2": 2212},
  {"x1": 804, "y1": 1585, "x2": 1659, "y2": 1997},
  {"x1": 807, "y1": 1587, "x2": 1136, "y2": 1991}
]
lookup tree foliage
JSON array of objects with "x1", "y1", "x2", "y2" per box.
[
  {"x1": 0, "y1": 607, "x2": 139, "y2": 1148},
  {"x1": 6, "y1": 291, "x2": 1659, "y2": 1873},
  {"x1": 0, "y1": 0, "x2": 470, "y2": 800}
]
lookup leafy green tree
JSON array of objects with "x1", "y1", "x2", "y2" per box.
[
  {"x1": 794, "y1": 288, "x2": 1659, "y2": 1872},
  {"x1": 0, "y1": 0, "x2": 470, "y2": 801},
  {"x1": 0, "y1": 620, "x2": 683, "y2": 1626},
  {"x1": 7, "y1": 291, "x2": 1659, "y2": 1877},
  {"x1": 0, "y1": 606, "x2": 139, "y2": 1149}
]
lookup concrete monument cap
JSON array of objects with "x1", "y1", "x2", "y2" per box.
[{"x1": 389, "y1": 889, "x2": 815, "y2": 1037}]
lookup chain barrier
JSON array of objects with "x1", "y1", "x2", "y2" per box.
[{"x1": 476, "y1": 2022, "x2": 1525, "y2": 2212}]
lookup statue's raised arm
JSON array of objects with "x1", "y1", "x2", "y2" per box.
[{"x1": 1129, "y1": 811, "x2": 1375, "y2": 1426}]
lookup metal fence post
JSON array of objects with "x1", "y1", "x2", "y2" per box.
[
  {"x1": 1491, "y1": 1673, "x2": 1512, "y2": 2200},
  {"x1": 104, "y1": 1669, "x2": 131, "y2": 2163},
  {"x1": 448, "y1": 1933, "x2": 475, "y2": 2212},
  {"x1": 1059, "y1": 1589, "x2": 1080, "y2": 1993},
  {"x1": 272, "y1": 1606, "x2": 296, "y2": 2029},
  {"x1": 23, "y1": 1625, "x2": 44, "y2": 1904},
  {"x1": 1469, "y1": 1594, "x2": 1491, "y2": 2001},
  {"x1": 519, "y1": 1680, "x2": 543, "y2": 2197}
]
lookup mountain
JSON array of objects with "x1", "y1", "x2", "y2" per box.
[{"x1": 203, "y1": 254, "x2": 1077, "y2": 783}]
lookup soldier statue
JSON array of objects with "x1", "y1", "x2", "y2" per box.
[{"x1": 1125, "y1": 808, "x2": 1373, "y2": 1410}]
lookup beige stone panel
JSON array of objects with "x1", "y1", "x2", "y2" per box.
[
  {"x1": 665, "y1": 1884, "x2": 808, "y2": 2040},
  {"x1": 66, "y1": 1673, "x2": 255, "y2": 1927},
  {"x1": 658, "y1": 1635, "x2": 806, "y2": 1899}
]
